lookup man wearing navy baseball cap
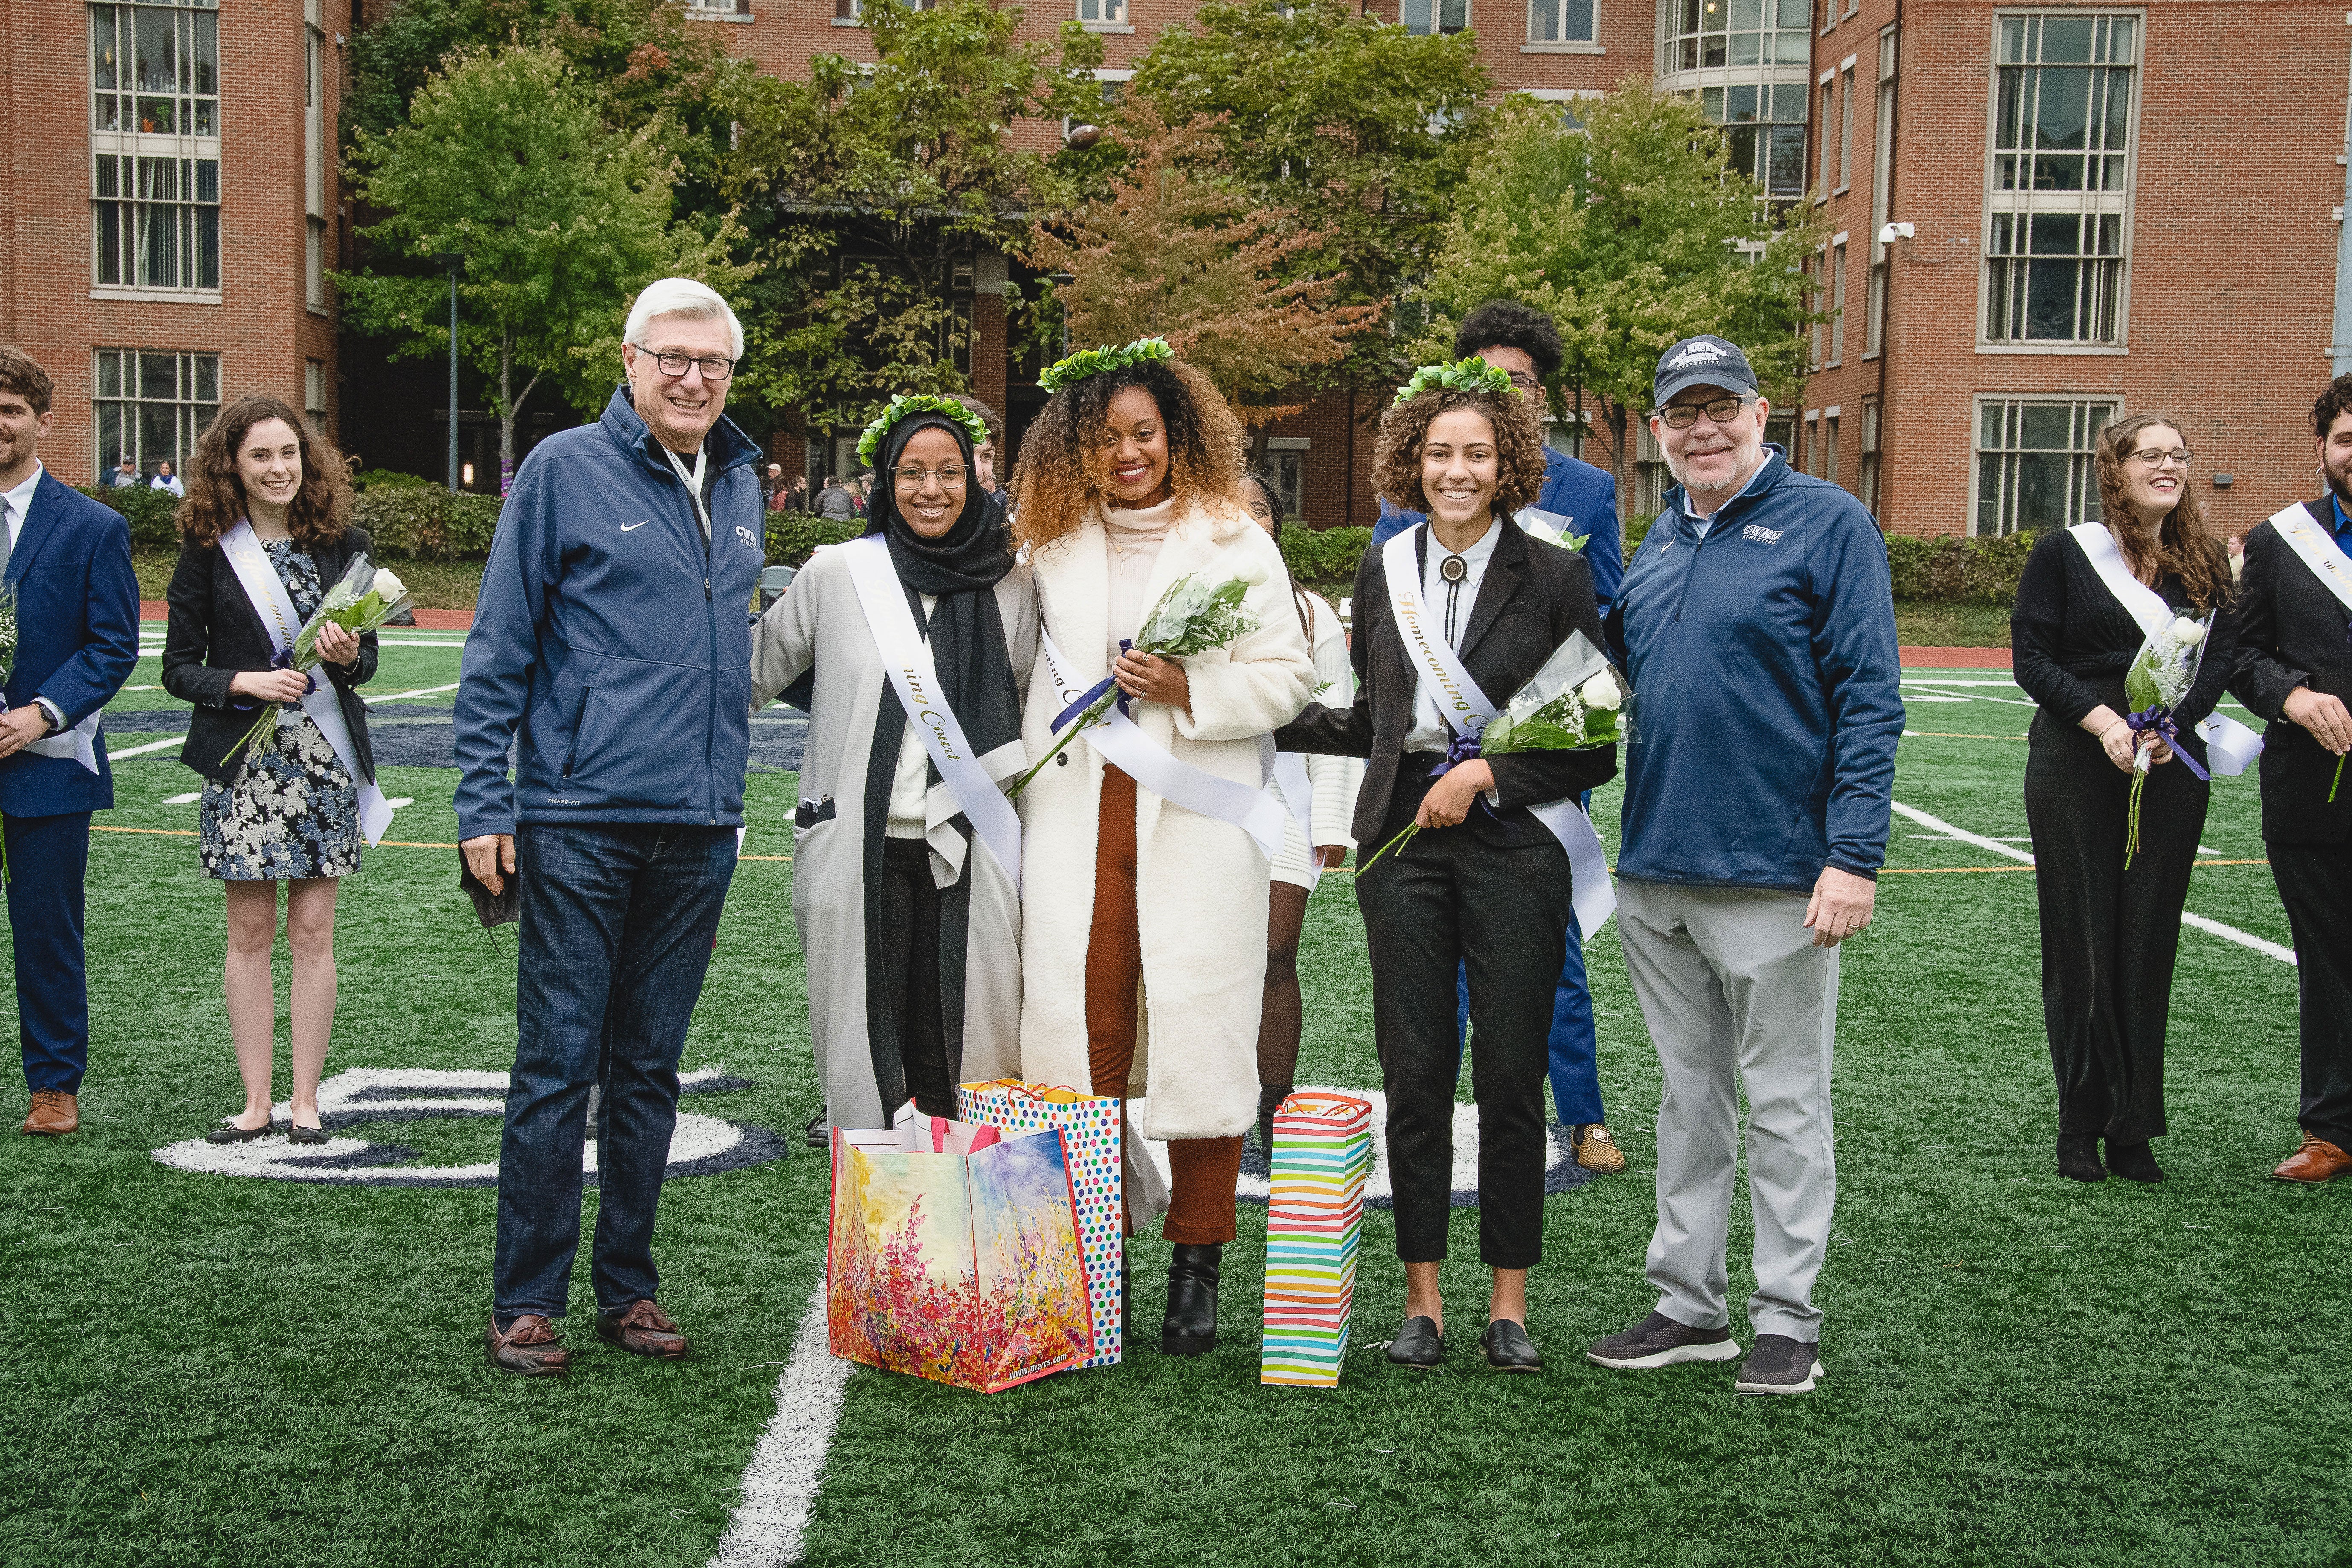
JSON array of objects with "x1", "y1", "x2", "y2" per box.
[{"x1": 1584, "y1": 334, "x2": 1904, "y2": 1395}]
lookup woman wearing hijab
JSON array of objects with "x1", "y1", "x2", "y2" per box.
[{"x1": 751, "y1": 395, "x2": 1038, "y2": 1134}]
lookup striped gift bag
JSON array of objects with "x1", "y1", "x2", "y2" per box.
[{"x1": 1259, "y1": 1090, "x2": 1374, "y2": 1388}]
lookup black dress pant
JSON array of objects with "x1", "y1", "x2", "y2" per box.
[
  {"x1": 2023, "y1": 713, "x2": 2208, "y2": 1142},
  {"x1": 2266, "y1": 843, "x2": 2352, "y2": 1154},
  {"x1": 876, "y1": 837, "x2": 952, "y2": 1118},
  {"x1": 1356, "y1": 765, "x2": 1571, "y2": 1269}
]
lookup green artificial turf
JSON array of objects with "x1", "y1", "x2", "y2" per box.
[{"x1": 1, "y1": 664, "x2": 2346, "y2": 1567}]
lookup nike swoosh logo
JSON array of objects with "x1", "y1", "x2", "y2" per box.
[{"x1": 621, "y1": 521, "x2": 648, "y2": 532}]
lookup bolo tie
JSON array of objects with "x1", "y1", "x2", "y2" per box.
[{"x1": 1439, "y1": 551, "x2": 1469, "y2": 642}]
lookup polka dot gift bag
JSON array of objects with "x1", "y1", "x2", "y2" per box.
[{"x1": 954, "y1": 1080, "x2": 1125, "y2": 1367}]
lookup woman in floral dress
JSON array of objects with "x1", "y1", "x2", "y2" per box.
[{"x1": 162, "y1": 396, "x2": 379, "y2": 1146}]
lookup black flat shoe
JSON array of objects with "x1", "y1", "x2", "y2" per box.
[
  {"x1": 2057, "y1": 1133, "x2": 2106, "y2": 1183},
  {"x1": 287, "y1": 1122, "x2": 330, "y2": 1146},
  {"x1": 1161, "y1": 1242, "x2": 1221, "y2": 1356},
  {"x1": 1386, "y1": 1315, "x2": 1444, "y2": 1369},
  {"x1": 204, "y1": 1117, "x2": 275, "y2": 1145},
  {"x1": 2105, "y1": 1139, "x2": 2166, "y2": 1183},
  {"x1": 1480, "y1": 1319, "x2": 1543, "y2": 1372}
]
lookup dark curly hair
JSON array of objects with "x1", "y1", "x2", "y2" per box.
[
  {"x1": 1009, "y1": 357, "x2": 1246, "y2": 553},
  {"x1": 2092, "y1": 412, "x2": 2230, "y2": 612},
  {"x1": 1372, "y1": 387, "x2": 1548, "y2": 520},
  {"x1": 179, "y1": 395, "x2": 351, "y2": 549},
  {"x1": 2312, "y1": 373, "x2": 2352, "y2": 441},
  {"x1": 1453, "y1": 301, "x2": 1563, "y2": 384}
]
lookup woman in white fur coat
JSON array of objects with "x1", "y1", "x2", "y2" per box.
[{"x1": 1009, "y1": 340, "x2": 1315, "y2": 1358}]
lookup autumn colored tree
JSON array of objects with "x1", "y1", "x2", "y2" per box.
[{"x1": 1024, "y1": 113, "x2": 1380, "y2": 429}]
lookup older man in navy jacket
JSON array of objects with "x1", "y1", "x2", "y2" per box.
[
  {"x1": 0, "y1": 349, "x2": 140, "y2": 1136},
  {"x1": 1373, "y1": 301, "x2": 1628, "y2": 1174},
  {"x1": 1586, "y1": 336, "x2": 1902, "y2": 1397},
  {"x1": 455, "y1": 281, "x2": 767, "y2": 1377}
]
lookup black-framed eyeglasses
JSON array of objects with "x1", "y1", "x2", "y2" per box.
[
  {"x1": 1656, "y1": 395, "x2": 1755, "y2": 430},
  {"x1": 639, "y1": 348, "x2": 737, "y2": 382},
  {"x1": 1505, "y1": 373, "x2": 1543, "y2": 392},
  {"x1": 894, "y1": 464, "x2": 968, "y2": 487},
  {"x1": 2126, "y1": 447, "x2": 2193, "y2": 469}
]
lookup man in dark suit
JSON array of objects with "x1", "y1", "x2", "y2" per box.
[
  {"x1": 2228, "y1": 373, "x2": 2352, "y2": 1183},
  {"x1": 1371, "y1": 299, "x2": 1628, "y2": 1175},
  {"x1": 0, "y1": 348, "x2": 141, "y2": 1135}
]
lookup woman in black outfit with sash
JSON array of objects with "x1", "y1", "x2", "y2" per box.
[{"x1": 2012, "y1": 414, "x2": 2238, "y2": 1184}]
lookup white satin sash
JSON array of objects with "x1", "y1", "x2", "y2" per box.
[
  {"x1": 2066, "y1": 523, "x2": 2261, "y2": 776},
  {"x1": 843, "y1": 535, "x2": 1023, "y2": 891},
  {"x1": 221, "y1": 521, "x2": 392, "y2": 843},
  {"x1": 1380, "y1": 526, "x2": 1615, "y2": 937},
  {"x1": 1270, "y1": 751, "x2": 1319, "y2": 888},
  {"x1": 1036, "y1": 626, "x2": 1287, "y2": 861},
  {"x1": 22, "y1": 711, "x2": 100, "y2": 773}
]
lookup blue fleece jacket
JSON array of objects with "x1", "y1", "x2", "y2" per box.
[
  {"x1": 1605, "y1": 448, "x2": 1904, "y2": 892},
  {"x1": 453, "y1": 387, "x2": 767, "y2": 838}
]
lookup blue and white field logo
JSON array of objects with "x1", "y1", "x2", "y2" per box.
[{"x1": 152, "y1": 1065, "x2": 788, "y2": 1186}]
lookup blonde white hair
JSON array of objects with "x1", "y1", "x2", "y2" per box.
[{"x1": 624, "y1": 278, "x2": 744, "y2": 361}]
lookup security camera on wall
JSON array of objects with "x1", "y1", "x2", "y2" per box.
[{"x1": 1877, "y1": 221, "x2": 1915, "y2": 245}]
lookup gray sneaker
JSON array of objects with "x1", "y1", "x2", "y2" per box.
[
  {"x1": 1734, "y1": 1333, "x2": 1824, "y2": 1394},
  {"x1": 1586, "y1": 1310, "x2": 1740, "y2": 1370}
]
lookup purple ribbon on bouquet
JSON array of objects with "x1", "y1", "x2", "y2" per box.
[
  {"x1": 227, "y1": 645, "x2": 318, "y2": 713},
  {"x1": 1429, "y1": 729, "x2": 1483, "y2": 775},
  {"x1": 1052, "y1": 638, "x2": 1136, "y2": 729},
  {"x1": 2125, "y1": 707, "x2": 2210, "y2": 782}
]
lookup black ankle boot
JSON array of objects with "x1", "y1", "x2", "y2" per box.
[
  {"x1": 2105, "y1": 1139, "x2": 2166, "y2": 1183},
  {"x1": 1162, "y1": 1242, "x2": 1222, "y2": 1356},
  {"x1": 1256, "y1": 1083, "x2": 1292, "y2": 1162},
  {"x1": 2057, "y1": 1133, "x2": 2107, "y2": 1182}
]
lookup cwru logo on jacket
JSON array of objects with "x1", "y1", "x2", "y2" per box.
[{"x1": 1742, "y1": 523, "x2": 1784, "y2": 545}]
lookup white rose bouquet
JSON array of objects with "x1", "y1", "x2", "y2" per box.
[
  {"x1": 1007, "y1": 560, "x2": 1266, "y2": 798},
  {"x1": 2119, "y1": 611, "x2": 2212, "y2": 867},
  {"x1": 220, "y1": 555, "x2": 413, "y2": 768},
  {"x1": 1359, "y1": 630, "x2": 1631, "y2": 872}
]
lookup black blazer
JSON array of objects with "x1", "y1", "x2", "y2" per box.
[
  {"x1": 1276, "y1": 517, "x2": 1617, "y2": 847},
  {"x1": 161, "y1": 525, "x2": 380, "y2": 785},
  {"x1": 2230, "y1": 498, "x2": 2352, "y2": 844}
]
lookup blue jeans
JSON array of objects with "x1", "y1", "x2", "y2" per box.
[
  {"x1": 494, "y1": 822, "x2": 737, "y2": 1323},
  {"x1": 1449, "y1": 794, "x2": 1604, "y2": 1127}
]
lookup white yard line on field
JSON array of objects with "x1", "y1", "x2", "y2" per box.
[
  {"x1": 106, "y1": 734, "x2": 185, "y2": 759},
  {"x1": 1891, "y1": 799, "x2": 2297, "y2": 966},
  {"x1": 365, "y1": 681, "x2": 461, "y2": 705},
  {"x1": 710, "y1": 1282, "x2": 853, "y2": 1568}
]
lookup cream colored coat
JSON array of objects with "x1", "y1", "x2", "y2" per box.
[{"x1": 1017, "y1": 498, "x2": 1316, "y2": 1141}]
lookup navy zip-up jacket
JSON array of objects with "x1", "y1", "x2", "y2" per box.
[
  {"x1": 454, "y1": 386, "x2": 766, "y2": 838},
  {"x1": 1604, "y1": 448, "x2": 1903, "y2": 892}
]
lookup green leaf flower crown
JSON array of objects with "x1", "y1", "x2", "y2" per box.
[
  {"x1": 1038, "y1": 336, "x2": 1174, "y2": 395},
  {"x1": 1392, "y1": 356, "x2": 1515, "y2": 407},
  {"x1": 856, "y1": 394, "x2": 991, "y2": 470}
]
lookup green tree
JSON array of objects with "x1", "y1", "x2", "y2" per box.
[
  {"x1": 1125, "y1": 0, "x2": 1490, "y2": 393},
  {"x1": 1024, "y1": 112, "x2": 1380, "y2": 428},
  {"x1": 728, "y1": 0, "x2": 1102, "y2": 432},
  {"x1": 338, "y1": 45, "x2": 747, "y2": 487},
  {"x1": 1416, "y1": 84, "x2": 1828, "y2": 493}
]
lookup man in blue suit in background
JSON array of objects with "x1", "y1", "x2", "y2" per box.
[
  {"x1": 0, "y1": 349, "x2": 141, "y2": 1136},
  {"x1": 1372, "y1": 300, "x2": 1628, "y2": 1175}
]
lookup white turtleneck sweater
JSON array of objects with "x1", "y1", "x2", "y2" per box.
[{"x1": 1102, "y1": 496, "x2": 1180, "y2": 664}]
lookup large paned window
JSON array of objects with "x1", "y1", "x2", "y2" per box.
[
  {"x1": 1975, "y1": 397, "x2": 2114, "y2": 535},
  {"x1": 1528, "y1": 0, "x2": 1595, "y2": 44},
  {"x1": 1867, "y1": 28, "x2": 1895, "y2": 355},
  {"x1": 1078, "y1": 0, "x2": 1125, "y2": 23},
  {"x1": 1984, "y1": 13, "x2": 2137, "y2": 345},
  {"x1": 1858, "y1": 397, "x2": 1881, "y2": 511},
  {"x1": 1403, "y1": 0, "x2": 1469, "y2": 35},
  {"x1": 1701, "y1": 82, "x2": 1809, "y2": 199},
  {"x1": 91, "y1": 0, "x2": 220, "y2": 294},
  {"x1": 1668, "y1": 0, "x2": 1813, "y2": 70},
  {"x1": 94, "y1": 349, "x2": 219, "y2": 479}
]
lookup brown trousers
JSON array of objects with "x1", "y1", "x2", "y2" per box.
[{"x1": 1086, "y1": 765, "x2": 1244, "y2": 1245}]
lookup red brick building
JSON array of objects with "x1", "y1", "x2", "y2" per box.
[{"x1": 1, "y1": 0, "x2": 346, "y2": 488}]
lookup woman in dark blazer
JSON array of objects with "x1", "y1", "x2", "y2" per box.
[
  {"x1": 162, "y1": 395, "x2": 378, "y2": 1145},
  {"x1": 2012, "y1": 412, "x2": 2237, "y2": 1186},
  {"x1": 1278, "y1": 361, "x2": 1616, "y2": 1374}
]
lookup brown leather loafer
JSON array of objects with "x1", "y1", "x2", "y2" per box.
[
  {"x1": 22, "y1": 1091, "x2": 78, "y2": 1136},
  {"x1": 1571, "y1": 1122, "x2": 1627, "y2": 1174},
  {"x1": 486, "y1": 1313, "x2": 571, "y2": 1377},
  {"x1": 598, "y1": 1299, "x2": 689, "y2": 1360},
  {"x1": 2272, "y1": 1133, "x2": 2352, "y2": 1184}
]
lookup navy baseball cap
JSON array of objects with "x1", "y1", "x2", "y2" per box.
[{"x1": 1652, "y1": 335, "x2": 1760, "y2": 409}]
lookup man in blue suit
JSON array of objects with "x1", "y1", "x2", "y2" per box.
[
  {"x1": 1372, "y1": 300, "x2": 1627, "y2": 1175},
  {"x1": 0, "y1": 349, "x2": 141, "y2": 1135}
]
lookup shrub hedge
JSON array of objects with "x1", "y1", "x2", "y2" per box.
[
  {"x1": 766, "y1": 513, "x2": 865, "y2": 565},
  {"x1": 1884, "y1": 530, "x2": 2038, "y2": 603},
  {"x1": 79, "y1": 484, "x2": 181, "y2": 550},
  {"x1": 1278, "y1": 522, "x2": 1373, "y2": 586},
  {"x1": 349, "y1": 487, "x2": 505, "y2": 560}
]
